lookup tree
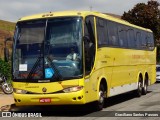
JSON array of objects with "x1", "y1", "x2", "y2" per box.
[
  {"x1": 121, "y1": 0, "x2": 160, "y2": 44},
  {"x1": 122, "y1": 0, "x2": 160, "y2": 62},
  {"x1": 0, "y1": 58, "x2": 11, "y2": 80}
]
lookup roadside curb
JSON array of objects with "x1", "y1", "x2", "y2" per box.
[
  {"x1": 0, "y1": 94, "x2": 14, "y2": 111},
  {"x1": 0, "y1": 90, "x2": 3, "y2": 94},
  {"x1": 0, "y1": 92, "x2": 4, "y2": 94},
  {"x1": 0, "y1": 105, "x2": 11, "y2": 111}
]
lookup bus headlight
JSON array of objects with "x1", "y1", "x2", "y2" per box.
[
  {"x1": 13, "y1": 88, "x2": 27, "y2": 94},
  {"x1": 63, "y1": 86, "x2": 83, "y2": 93}
]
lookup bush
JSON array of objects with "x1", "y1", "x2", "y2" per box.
[{"x1": 0, "y1": 58, "x2": 11, "y2": 80}]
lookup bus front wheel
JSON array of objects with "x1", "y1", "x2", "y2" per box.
[{"x1": 94, "y1": 84, "x2": 105, "y2": 111}]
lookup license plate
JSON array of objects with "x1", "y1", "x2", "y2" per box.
[{"x1": 39, "y1": 98, "x2": 51, "y2": 103}]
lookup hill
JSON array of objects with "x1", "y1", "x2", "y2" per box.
[
  {"x1": 0, "y1": 20, "x2": 15, "y2": 32},
  {"x1": 0, "y1": 20, "x2": 15, "y2": 59}
]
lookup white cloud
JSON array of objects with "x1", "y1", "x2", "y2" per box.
[{"x1": 0, "y1": 0, "x2": 152, "y2": 22}]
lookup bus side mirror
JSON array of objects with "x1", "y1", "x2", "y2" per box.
[
  {"x1": 4, "y1": 37, "x2": 12, "y2": 62},
  {"x1": 4, "y1": 48, "x2": 9, "y2": 62},
  {"x1": 6, "y1": 37, "x2": 12, "y2": 41},
  {"x1": 83, "y1": 35, "x2": 90, "y2": 42}
]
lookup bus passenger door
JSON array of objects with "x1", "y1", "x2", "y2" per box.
[{"x1": 83, "y1": 16, "x2": 96, "y2": 102}]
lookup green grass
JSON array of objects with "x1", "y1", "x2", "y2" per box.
[{"x1": 0, "y1": 20, "x2": 15, "y2": 32}]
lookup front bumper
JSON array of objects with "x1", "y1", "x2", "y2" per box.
[{"x1": 13, "y1": 89, "x2": 85, "y2": 106}]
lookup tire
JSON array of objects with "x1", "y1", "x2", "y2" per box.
[
  {"x1": 142, "y1": 80, "x2": 148, "y2": 95},
  {"x1": 2, "y1": 82, "x2": 13, "y2": 94},
  {"x1": 94, "y1": 84, "x2": 105, "y2": 111},
  {"x1": 135, "y1": 77, "x2": 143, "y2": 97}
]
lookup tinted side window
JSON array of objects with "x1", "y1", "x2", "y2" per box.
[
  {"x1": 96, "y1": 18, "x2": 108, "y2": 47},
  {"x1": 141, "y1": 32, "x2": 147, "y2": 49},
  {"x1": 118, "y1": 25, "x2": 127, "y2": 48},
  {"x1": 84, "y1": 16, "x2": 95, "y2": 43},
  {"x1": 136, "y1": 32, "x2": 141, "y2": 49},
  {"x1": 127, "y1": 28, "x2": 136, "y2": 48},
  {"x1": 147, "y1": 33, "x2": 154, "y2": 50},
  {"x1": 107, "y1": 21, "x2": 119, "y2": 46}
]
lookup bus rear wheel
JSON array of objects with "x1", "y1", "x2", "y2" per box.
[
  {"x1": 142, "y1": 80, "x2": 148, "y2": 95},
  {"x1": 135, "y1": 77, "x2": 143, "y2": 97},
  {"x1": 94, "y1": 84, "x2": 105, "y2": 111}
]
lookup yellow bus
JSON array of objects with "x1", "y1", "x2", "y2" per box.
[{"x1": 12, "y1": 11, "x2": 156, "y2": 110}]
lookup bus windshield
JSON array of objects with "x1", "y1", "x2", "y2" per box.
[{"x1": 13, "y1": 17, "x2": 83, "y2": 82}]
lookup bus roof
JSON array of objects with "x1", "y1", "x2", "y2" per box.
[{"x1": 18, "y1": 11, "x2": 152, "y2": 32}]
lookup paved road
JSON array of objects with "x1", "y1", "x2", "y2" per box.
[{"x1": 1, "y1": 82, "x2": 160, "y2": 120}]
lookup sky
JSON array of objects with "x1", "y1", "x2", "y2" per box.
[{"x1": 0, "y1": 0, "x2": 158, "y2": 22}]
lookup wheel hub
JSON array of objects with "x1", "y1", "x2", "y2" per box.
[{"x1": 99, "y1": 91, "x2": 104, "y2": 103}]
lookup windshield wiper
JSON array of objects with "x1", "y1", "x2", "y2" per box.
[
  {"x1": 27, "y1": 56, "x2": 42, "y2": 80},
  {"x1": 46, "y1": 56, "x2": 63, "y2": 81},
  {"x1": 64, "y1": 75, "x2": 83, "y2": 80},
  {"x1": 27, "y1": 42, "x2": 44, "y2": 80},
  {"x1": 44, "y1": 40, "x2": 63, "y2": 81}
]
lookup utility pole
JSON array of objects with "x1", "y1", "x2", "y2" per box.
[
  {"x1": 90, "y1": 6, "x2": 93, "y2": 11},
  {"x1": 89, "y1": 0, "x2": 93, "y2": 11}
]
